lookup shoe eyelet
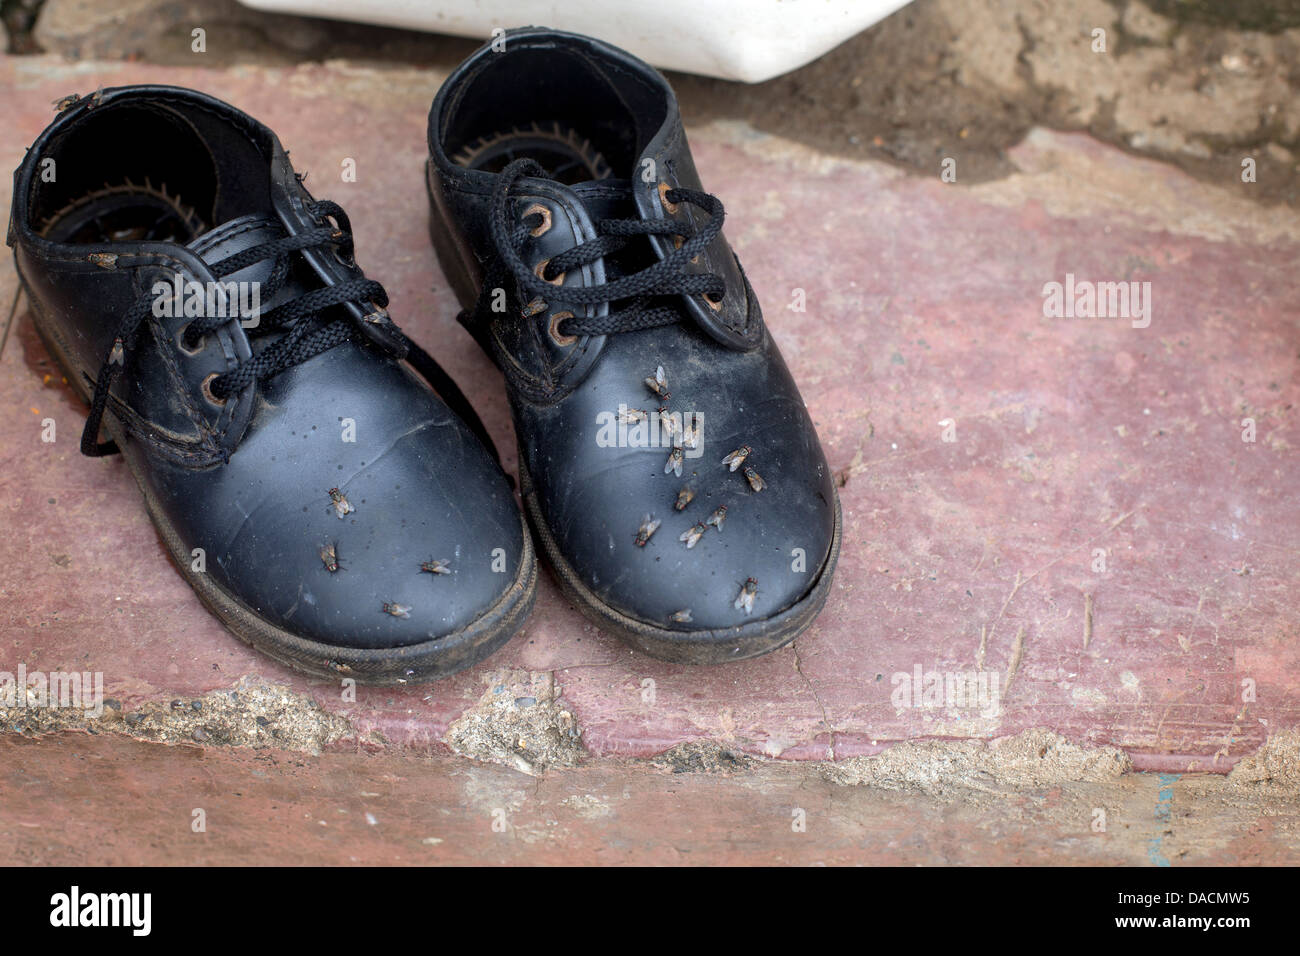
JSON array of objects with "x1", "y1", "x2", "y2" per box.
[
  {"x1": 200, "y1": 373, "x2": 228, "y2": 407},
  {"x1": 534, "y1": 258, "x2": 565, "y2": 286},
  {"x1": 548, "y1": 311, "x2": 577, "y2": 346},
  {"x1": 658, "y1": 181, "x2": 679, "y2": 215},
  {"x1": 703, "y1": 292, "x2": 725, "y2": 312},
  {"x1": 332, "y1": 247, "x2": 356, "y2": 268},
  {"x1": 523, "y1": 203, "x2": 552, "y2": 237},
  {"x1": 176, "y1": 323, "x2": 204, "y2": 356}
]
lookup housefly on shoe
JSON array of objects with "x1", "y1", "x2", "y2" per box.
[
  {"x1": 635, "y1": 514, "x2": 662, "y2": 547},
  {"x1": 320, "y1": 542, "x2": 341, "y2": 573},
  {"x1": 658, "y1": 406, "x2": 679, "y2": 442},
  {"x1": 734, "y1": 577, "x2": 758, "y2": 615},
  {"x1": 722, "y1": 445, "x2": 751, "y2": 472},
  {"x1": 665, "y1": 445, "x2": 684, "y2": 477},
  {"x1": 328, "y1": 487, "x2": 354, "y2": 519},
  {"x1": 680, "y1": 522, "x2": 708, "y2": 549},
  {"x1": 644, "y1": 365, "x2": 670, "y2": 400}
]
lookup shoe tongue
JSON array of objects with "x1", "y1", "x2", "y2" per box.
[
  {"x1": 183, "y1": 213, "x2": 319, "y2": 346},
  {"x1": 186, "y1": 214, "x2": 285, "y2": 286},
  {"x1": 569, "y1": 178, "x2": 655, "y2": 280},
  {"x1": 570, "y1": 178, "x2": 636, "y2": 220}
]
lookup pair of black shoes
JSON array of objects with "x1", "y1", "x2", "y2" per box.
[{"x1": 10, "y1": 27, "x2": 841, "y2": 684}]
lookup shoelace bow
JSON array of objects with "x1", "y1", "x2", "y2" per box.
[
  {"x1": 81, "y1": 199, "x2": 498, "y2": 464},
  {"x1": 479, "y1": 158, "x2": 726, "y2": 337}
]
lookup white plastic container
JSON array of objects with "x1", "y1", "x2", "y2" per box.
[{"x1": 237, "y1": 0, "x2": 912, "y2": 82}]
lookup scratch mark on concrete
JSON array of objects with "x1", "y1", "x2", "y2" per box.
[
  {"x1": 1023, "y1": 511, "x2": 1133, "y2": 588},
  {"x1": 982, "y1": 571, "x2": 1024, "y2": 663},
  {"x1": 1005, "y1": 625, "x2": 1027, "y2": 694},
  {"x1": 1083, "y1": 592, "x2": 1094, "y2": 649}
]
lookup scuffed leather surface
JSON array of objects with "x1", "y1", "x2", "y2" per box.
[{"x1": 515, "y1": 322, "x2": 835, "y2": 629}]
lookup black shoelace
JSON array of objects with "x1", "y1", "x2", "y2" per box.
[
  {"x1": 479, "y1": 158, "x2": 726, "y2": 337},
  {"x1": 82, "y1": 199, "x2": 498, "y2": 464}
]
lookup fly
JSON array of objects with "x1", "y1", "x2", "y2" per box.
[
  {"x1": 734, "y1": 577, "x2": 758, "y2": 615},
  {"x1": 658, "y1": 406, "x2": 679, "y2": 441},
  {"x1": 420, "y1": 559, "x2": 452, "y2": 575},
  {"x1": 706, "y1": 505, "x2": 727, "y2": 532},
  {"x1": 320, "y1": 542, "x2": 341, "y2": 573},
  {"x1": 665, "y1": 445, "x2": 684, "y2": 477},
  {"x1": 679, "y1": 522, "x2": 708, "y2": 549},
  {"x1": 619, "y1": 407, "x2": 648, "y2": 425},
  {"x1": 674, "y1": 487, "x2": 695, "y2": 511},
  {"x1": 635, "y1": 514, "x2": 661, "y2": 547},
  {"x1": 681, "y1": 418, "x2": 700, "y2": 450},
  {"x1": 644, "y1": 364, "x2": 670, "y2": 400},
  {"x1": 381, "y1": 602, "x2": 411, "y2": 619},
  {"x1": 722, "y1": 445, "x2": 751, "y2": 472},
  {"x1": 328, "y1": 487, "x2": 354, "y2": 519},
  {"x1": 744, "y1": 467, "x2": 767, "y2": 492}
]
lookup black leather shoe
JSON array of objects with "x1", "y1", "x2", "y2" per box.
[
  {"x1": 426, "y1": 28, "x2": 841, "y2": 664},
  {"x1": 10, "y1": 86, "x2": 536, "y2": 684}
]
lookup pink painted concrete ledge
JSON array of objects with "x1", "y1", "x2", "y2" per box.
[{"x1": 2, "y1": 57, "x2": 1298, "y2": 772}]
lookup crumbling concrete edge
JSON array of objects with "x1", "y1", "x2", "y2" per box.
[{"x1": 4, "y1": 668, "x2": 1298, "y2": 793}]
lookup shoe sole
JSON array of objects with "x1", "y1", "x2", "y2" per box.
[{"x1": 20, "y1": 273, "x2": 537, "y2": 685}]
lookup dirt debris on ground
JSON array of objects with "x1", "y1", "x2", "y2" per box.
[
  {"x1": 649, "y1": 740, "x2": 758, "y2": 775},
  {"x1": 824, "y1": 728, "x2": 1133, "y2": 795},
  {"x1": 444, "y1": 667, "x2": 586, "y2": 776},
  {"x1": 1226, "y1": 729, "x2": 1300, "y2": 789},
  {"x1": 676, "y1": 0, "x2": 1300, "y2": 206},
  {"x1": 0, "y1": 674, "x2": 350, "y2": 754},
  {"x1": 10, "y1": 0, "x2": 1297, "y2": 205}
]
